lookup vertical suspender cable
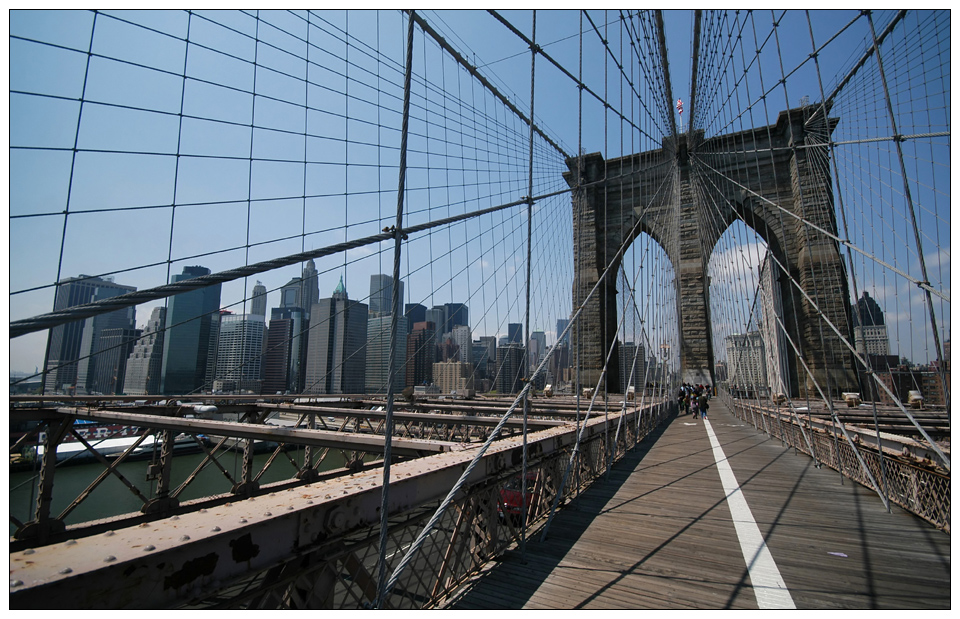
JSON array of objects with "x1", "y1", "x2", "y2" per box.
[
  {"x1": 520, "y1": 8, "x2": 537, "y2": 561},
  {"x1": 804, "y1": 9, "x2": 889, "y2": 509},
  {"x1": 574, "y1": 8, "x2": 584, "y2": 502},
  {"x1": 41, "y1": 11, "x2": 100, "y2": 396},
  {"x1": 866, "y1": 11, "x2": 949, "y2": 416},
  {"x1": 374, "y1": 10, "x2": 415, "y2": 610}
]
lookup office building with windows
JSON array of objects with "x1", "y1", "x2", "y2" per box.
[
  {"x1": 159, "y1": 266, "x2": 223, "y2": 395},
  {"x1": 44, "y1": 274, "x2": 137, "y2": 394},
  {"x1": 123, "y1": 307, "x2": 167, "y2": 395},
  {"x1": 304, "y1": 276, "x2": 368, "y2": 394}
]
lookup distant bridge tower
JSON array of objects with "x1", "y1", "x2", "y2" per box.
[{"x1": 567, "y1": 106, "x2": 858, "y2": 398}]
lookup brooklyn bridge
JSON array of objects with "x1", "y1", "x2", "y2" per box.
[{"x1": 9, "y1": 9, "x2": 949, "y2": 609}]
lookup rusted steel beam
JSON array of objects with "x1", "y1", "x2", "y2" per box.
[
  {"x1": 9, "y1": 405, "x2": 649, "y2": 609},
  {"x1": 20, "y1": 408, "x2": 462, "y2": 457},
  {"x1": 261, "y1": 403, "x2": 567, "y2": 429}
]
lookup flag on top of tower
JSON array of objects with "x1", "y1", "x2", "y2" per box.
[{"x1": 676, "y1": 98, "x2": 683, "y2": 115}]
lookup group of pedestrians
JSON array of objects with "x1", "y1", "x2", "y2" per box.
[{"x1": 678, "y1": 383, "x2": 710, "y2": 421}]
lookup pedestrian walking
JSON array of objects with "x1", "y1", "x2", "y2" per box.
[
  {"x1": 698, "y1": 392, "x2": 708, "y2": 420},
  {"x1": 690, "y1": 395, "x2": 699, "y2": 420}
]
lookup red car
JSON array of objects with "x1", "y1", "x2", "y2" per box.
[{"x1": 498, "y1": 472, "x2": 540, "y2": 524}]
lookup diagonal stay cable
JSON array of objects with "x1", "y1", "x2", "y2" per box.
[
  {"x1": 380, "y1": 185, "x2": 659, "y2": 600},
  {"x1": 10, "y1": 186, "x2": 570, "y2": 339},
  {"x1": 692, "y1": 155, "x2": 948, "y2": 303},
  {"x1": 695, "y1": 161, "x2": 950, "y2": 471}
]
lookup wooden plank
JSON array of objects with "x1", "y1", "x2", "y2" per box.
[{"x1": 443, "y1": 398, "x2": 950, "y2": 609}]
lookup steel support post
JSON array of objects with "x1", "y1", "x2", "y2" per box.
[{"x1": 17, "y1": 417, "x2": 71, "y2": 542}]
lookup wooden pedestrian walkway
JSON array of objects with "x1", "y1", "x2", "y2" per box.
[{"x1": 444, "y1": 398, "x2": 951, "y2": 609}]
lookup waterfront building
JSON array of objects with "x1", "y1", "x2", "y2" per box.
[
  {"x1": 303, "y1": 276, "x2": 368, "y2": 394},
  {"x1": 123, "y1": 306, "x2": 167, "y2": 395},
  {"x1": 159, "y1": 266, "x2": 223, "y2": 395},
  {"x1": 43, "y1": 275, "x2": 137, "y2": 394},
  {"x1": 88, "y1": 327, "x2": 140, "y2": 395},
  {"x1": 75, "y1": 282, "x2": 138, "y2": 395},
  {"x1": 214, "y1": 313, "x2": 265, "y2": 393}
]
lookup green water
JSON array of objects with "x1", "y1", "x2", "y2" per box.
[{"x1": 10, "y1": 446, "x2": 354, "y2": 535}]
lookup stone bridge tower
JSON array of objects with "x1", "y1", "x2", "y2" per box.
[{"x1": 566, "y1": 106, "x2": 858, "y2": 399}]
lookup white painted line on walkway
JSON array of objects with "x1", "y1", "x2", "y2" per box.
[{"x1": 704, "y1": 418, "x2": 796, "y2": 609}]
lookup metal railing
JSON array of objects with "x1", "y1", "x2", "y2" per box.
[
  {"x1": 10, "y1": 397, "x2": 673, "y2": 608},
  {"x1": 726, "y1": 395, "x2": 949, "y2": 532}
]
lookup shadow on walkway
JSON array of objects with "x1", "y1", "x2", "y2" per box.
[{"x1": 446, "y1": 411, "x2": 678, "y2": 609}]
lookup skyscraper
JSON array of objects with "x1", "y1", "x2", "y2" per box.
[
  {"x1": 474, "y1": 336, "x2": 497, "y2": 382},
  {"x1": 90, "y1": 327, "x2": 141, "y2": 395},
  {"x1": 507, "y1": 323, "x2": 523, "y2": 345},
  {"x1": 406, "y1": 321, "x2": 437, "y2": 387},
  {"x1": 444, "y1": 302, "x2": 468, "y2": 332},
  {"x1": 123, "y1": 306, "x2": 166, "y2": 395},
  {"x1": 250, "y1": 280, "x2": 267, "y2": 317},
  {"x1": 301, "y1": 259, "x2": 319, "y2": 315},
  {"x1": 75, "y1": 281, "x2": 138, "y2": 395},
  {"x1": 43, "y1": 275, "x2": 137, "y2": 394},
  {"x1": 529, "y1": 330, "x2": 547, "y2": 368},
  {"x1": 159, "y1": 266, "x2": 222, "y2": 395},
  {"x1": 556, "y1": 318, "x2": 571, "y2": 348},
  {"x1": 451, "y1": 324, "x2": 473, "y2": 364},
  {"x1": 404, "y1": 303, "x2": 426, "y2": 334},
  {"x1": 213, "y1": 313, "x2": 265, "y2": 393},
  {"x1": 425, "y1": 307, "x2": 445, "y2": 333},
  {"x1": 427, "y1": 302, "x2": 468, "y2": 335},
  {"x1": 496, "y1": 343, "x2": 525, "y2": 394},
  {"x1": 619, "y1": 341, "x2": 647, "y2": 392},
  {"x1": 366, "y1": 314, "x2": 408, "y2": 394},
  {"x1": 279, "y1": 259, "x2": 320, "y2": 319},
  {"x1": 303, "y1": 276, "x2": 368, "y2": 394},
  {"x1": 369, "y1": 274, "x2": 404, "y2": 318},
  {"x1": 726, "y1": 332, "x2": 767, "y2": 395},
  {"x1": 433, "y1": 360, "x2": 474, "y2": 395},
  {"x1": 263, "y1": 306, "x2": 306, "y2": 394},
  {"x1": 853, "y1": 291, "x2": 889, "y2": 357},
  {"x1": 759, "y1": 253, "x2": 789, "y2": 396}
]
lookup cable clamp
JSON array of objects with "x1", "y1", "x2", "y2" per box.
[{"x1": 382, "y1": 225, "x2": 408, "y2": 240}]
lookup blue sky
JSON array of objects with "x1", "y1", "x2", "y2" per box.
[{"x1": 7, "y1": 10, "x2": 950, "y2": 376}]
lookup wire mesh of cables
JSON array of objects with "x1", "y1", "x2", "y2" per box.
[
  {"x1": 686, "y1": 10, "x2": 949, "y2": 416},
  {"x1": 9, "y1": 10, "x2": 575, "y2": 399},
  {"x1": 7, "y1": 8, "x2": 950, "y2": 608}
]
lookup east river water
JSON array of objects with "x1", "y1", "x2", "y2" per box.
[{"x1": 9, "y1": 446, "x2": 354, "y2": 536}]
